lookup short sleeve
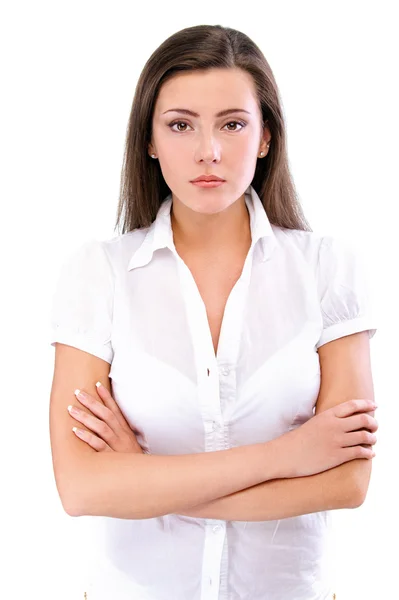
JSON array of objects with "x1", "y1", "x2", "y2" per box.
[
  {"x1": 49, "y1": 239, "x2": 115, "y2": 364},
  {"x1": 316, "y1": 235, "x2": 377, "y2": 349}
]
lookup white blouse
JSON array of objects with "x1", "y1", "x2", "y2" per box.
[{"x1": 50, "y1": 184, "x2": 377, "y2": 600}]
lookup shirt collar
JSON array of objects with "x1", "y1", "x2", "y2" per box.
[{"x1": 127, "y1": 184, "x2": 277, "y2": 271}]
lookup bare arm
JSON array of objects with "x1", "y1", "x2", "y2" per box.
[
  {"x1": 74, "y1": 440, "x2": 284, "y2": 519},
  {"x1": 174, "y1": 459, "x2": 361, "y2": 521}
]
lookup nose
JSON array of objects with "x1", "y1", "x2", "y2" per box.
[
  {"x1": 195, "y1": 136, "x2": 221, "y2": 164},
  {"x1": 196, "y1": 150, "x2": 220, "y2": 165}
]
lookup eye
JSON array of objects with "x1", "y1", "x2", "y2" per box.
[
  {"x1": 168, "y1": 121, "x2": 191, "y2": 133},
  {"x1": 167, "y1": 120, "x2": 246, "y2": 133},
  {"x1": 224, "y1": 120, "x2": 246, "y2": 132}
]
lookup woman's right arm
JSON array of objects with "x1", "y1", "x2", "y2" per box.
[{"x1": 50, "y1": 344, "x2": 284, "y2": 520}]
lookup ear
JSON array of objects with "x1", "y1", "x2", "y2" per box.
[{"x1": 260, "y1": 120, "x2": 271, "y2": 154}]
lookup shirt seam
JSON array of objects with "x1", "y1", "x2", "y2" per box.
[{"x1": 98, "y1": 240, "x2": 116, "y2": 363}]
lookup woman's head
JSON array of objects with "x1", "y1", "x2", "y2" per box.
[
  {"x1": 115, "y1": 24, "x2": 311, "y2": 234},
  {"x1": 149, "y1": 67, "x2": 270, "y2": 219}
]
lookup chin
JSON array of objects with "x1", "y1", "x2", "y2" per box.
[
  {"x1": 192, "y1": 199, "x2": 234, "y2": 215},
  {"x1": 172, "y1": 183, "x2": 241, "y2": 213}
]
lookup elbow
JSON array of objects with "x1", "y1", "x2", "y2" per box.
[
  {"x1": 339, "y1": 459, "x2": 373, "y2": 508},
  {"x1": 353, "y1": 462, "x2": 373, "y2": 507},
  {"x1": 60, "y1": 488, "x2": 87, "y2": 517},
  {"x1": 56, "y1": 472, "x2": 91, "y2": 517},
  {"x1": 349, "y1": 480, "x2": 372, "y2": 509},
  {"x1": 349, "y1": 489, "x2": 365, "y2": 509},
  {"x1": 63, "y1": 500, "x2": 82, "y2": 517},
  {"x1": 351, "y1": 485, "x2": 370, "y2": 508},
  {"x1": 338, "y1": 478, "x2": 366, "y2": 509}
]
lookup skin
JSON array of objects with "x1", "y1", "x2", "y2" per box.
[{"x1": 148, "y1": 67, "x2": 272, "y2": 255}]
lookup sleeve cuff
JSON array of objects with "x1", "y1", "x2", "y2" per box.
[
  {"x1": 50, "y1": 326, "x2": 113, "y2": 364},
  {"x1": 316, "y1": 317, "x2": 377, "y2": 349}
]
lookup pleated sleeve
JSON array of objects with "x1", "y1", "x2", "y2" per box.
[
  {"x1": 49, "y1": 239, "x2": 115, "y2": 364},
  {"x1": 316, "y1": 235, "x2": 377, "y2": 349}
]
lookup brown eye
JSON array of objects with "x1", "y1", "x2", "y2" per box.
[
  {"x1": 169, "y1": 121, "x2": 190, "y2": 132},
  {"x1": 224, "y1": 120, "x2": 246, "y2": 131}
]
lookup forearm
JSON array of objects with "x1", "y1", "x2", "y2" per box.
[
  {"x1": 71, "y1": 440, "x2": 283, "y2": 519},
  {"x1": 175, "y1": 461, "x2": 359, "y2": 521}
]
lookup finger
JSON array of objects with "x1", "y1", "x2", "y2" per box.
[
  {"x1": 335, "y1": 398, "x2": 377, "y2": 418},
  {"x1": 342, "y1": 413, "x2": 378, "y2": 433},
  {"x1": 74, "y1": 390, "x2": 122, "y2": 434},
  {"x1": 343, "y1": 430, "x2": 377, "y2": 448},
  {"x1": 68, "y1": 404, "x2": 116, "y2": 445},
  {"x1": 72, "y1": 427, "x2": 113, "y2": 452},
  {"x1": 95, "y1": 381, "x2": 132, "y2": 430}
]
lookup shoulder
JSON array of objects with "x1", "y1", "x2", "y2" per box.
[
  {"x1": 55, "y1": 228, "x2": 149, "y2": 287},
  {"x1": 97, "y1": 228, "x2": 150, "y2": 272},
  {"x1": 271, "y1": 226, "x2": 359, "y2": 270},
  {"x1": 271, "y1": 225, "x2": 325, "y2": 268}
]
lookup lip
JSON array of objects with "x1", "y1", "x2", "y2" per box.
[
  {"x1": 191, "y1": 180, "x2": 225, "y2": 188},
  {"x1": 191, "y1": 175, "x2": 225, "y2": 182}
]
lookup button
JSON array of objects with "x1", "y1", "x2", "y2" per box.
[
  {"x1": 221, "y1": 367, "x2": 230, "y2": 376},
  {"x1": 212, "y1": 525, "x2": 222, "y2": 533}
]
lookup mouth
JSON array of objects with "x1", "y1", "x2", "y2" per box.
[
  {"x1": 191, "y1": 179, "x2": 226, "y2": 188},
  {"x1": 190, "y1": 176, "x2": 225, "y2": 183}
]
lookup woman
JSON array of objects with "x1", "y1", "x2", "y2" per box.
[{"x1": 49, "y1": 24, "x2": 378, "y2": 600}]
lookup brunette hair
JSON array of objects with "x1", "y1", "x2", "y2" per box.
[{"x1": 114, "y1": 24, "x2": 312, "y2": 234}]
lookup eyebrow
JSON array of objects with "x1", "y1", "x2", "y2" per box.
[{"x1": 161, "y1": 108, "x2": 251, "y2": 117}]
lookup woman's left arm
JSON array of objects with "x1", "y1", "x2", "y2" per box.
[
  {"x1": 179, "y1": 332, "x2": 377, "y2": 521},
  {"x1": 175, "y1": 459, "x2": 361, "y2": 521}
]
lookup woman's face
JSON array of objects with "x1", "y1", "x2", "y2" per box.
[{"x1": 150, "y1": 67, "x2": 270, "y2": 215}]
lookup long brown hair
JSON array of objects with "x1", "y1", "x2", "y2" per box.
[{"x1": 114, "y1": 24, "x2": 312, "y2": 235}]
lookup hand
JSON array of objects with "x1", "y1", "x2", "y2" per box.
[
  {"x1": 276, "y1": 398, "x2": 378, "y2": 479},
  {"x1": 67, "y1": 382, "x2": 145, "y2": 454}
]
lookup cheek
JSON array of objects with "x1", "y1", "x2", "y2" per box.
[
  {"x1": 232, "y1": 148, "x2": 259, "y2": 177},
  {"x1": 157, "y1": 154, "x2": 183, "y2": 189},
  {"x1": 228, "y1": 136, "x2": 257, "y2": 159},
  {"x1": 234, "y1": 148, "x2": 255, "y2": 164}
]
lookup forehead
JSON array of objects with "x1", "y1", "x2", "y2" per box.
[{"x1": 154, "y1": 68, "x2": 259, "y2": 114}]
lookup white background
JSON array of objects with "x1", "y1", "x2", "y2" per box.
[{"x1": 1, "y1": 1, "x2": 397, "y2": 599}]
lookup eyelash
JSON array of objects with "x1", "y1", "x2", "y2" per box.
[{"x1": 168, "y1": 119, "x2": 247, "y2": 133}]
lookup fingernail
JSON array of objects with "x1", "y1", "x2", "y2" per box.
[{"x1": 96, "y1": 381, "x2": 102, "y2": 388}]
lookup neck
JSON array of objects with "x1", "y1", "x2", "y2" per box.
[{"x1": 170, "y1": 194, "x2": 252, "y2": 257}]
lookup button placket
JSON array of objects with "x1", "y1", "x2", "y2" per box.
[
  {"x1": 200, "y1": 522, "x2": 226, "y2": 600},
  {"x1": 199, "y1": 239, "x2": 254, "y2": 600}
]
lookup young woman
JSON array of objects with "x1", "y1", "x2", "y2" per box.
[{"x1": 49, "y1": 24, "x2": 378, "y2": 600}]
